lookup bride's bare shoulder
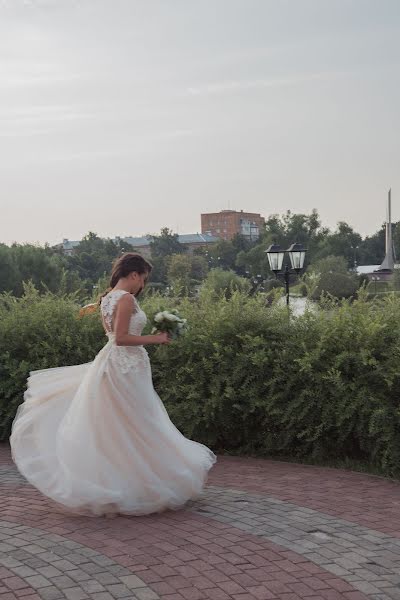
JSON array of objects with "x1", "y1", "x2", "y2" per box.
[
  {"x1": 114, "y1": 291, "x2": 136, "y2": 311},
  {"x1": 101, "y1": 289, "x2": 132, "y2": 311},
  {"x1": 105, "y1": 289, "x2": 131, "y2": 300}
]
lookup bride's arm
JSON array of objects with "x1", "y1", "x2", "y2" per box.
[{"x1": 113, "y1": 294, "x2": 169, "y2": 347}]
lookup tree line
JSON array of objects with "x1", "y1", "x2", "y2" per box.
[{"x1": 0, "y1": 210, "x2": 395, "y2": 300}]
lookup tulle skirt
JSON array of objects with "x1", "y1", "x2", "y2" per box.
[{"x1": 10, "y1": 341, "x2": 216, "y2": 516}]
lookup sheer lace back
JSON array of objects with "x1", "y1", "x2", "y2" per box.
[
  {"x1": 101, "y1": 290, "x2": 131, "y2": 333},
  {"x1": 101, "y1": 290, "x2": 147, "y2": 335},
  {"x1": 100, "y1": 290, "x2": 150, "y2": 375}
]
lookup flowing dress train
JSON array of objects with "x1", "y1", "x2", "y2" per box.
[{"x1": 10, "y1": 290, "x2": 216, "y2": 516}]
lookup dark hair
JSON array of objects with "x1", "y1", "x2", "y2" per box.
[
  {"x1": 110, "y1": 252, "x2": 152, "y2": 288},
  {"x1": 98, "y1": 253, "x2": 152, "y2": 304}
]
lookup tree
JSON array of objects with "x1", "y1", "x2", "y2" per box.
[
  {"x1": 359, "y1": 225, "x2": 386, "y2": 265},
  {"x1": 313, "y1": 222, "x2": 362, "y2": 268},
  {"x1": 6, "y1": 244, "x2": 70, "y2": 296},
  {"x1": 147, "y1": 229, "x2": 185, "y2": 284},
  {"x1": 66, "y1": 232, "x2": 135, "y2": 291},
  {"x1": 0, "y1": 244, "x2": 19, "y2": 294},
  {"x1": 207, "y1": 239, "x2": 237, "y2": 270},
  {"x1": 309, "y1": 255, "x2": 349, "y2": 276},
  {"x1": 149, "y1": 228, "x2": 184, "y2": 259},
  {"x1": 190, "y1": 255, "x2": 209, "y2": 281},
  {"x1": 149, "y1": 257, "x2": 168, "y2": 285},
  {"x1": 313, "y1": 271, "x2": 359, "y2": 300},
  {"x1": 235, "y1": 245, "x2": 270, "y2": 277},
  {"x1": 231, "y1": 233, "x2": 253, "y2": 253},
  {"x1": 200, "y1": 268, "x2": 251, "y2": 299},
  {"x1": 261, "y1": 209, "x2": 328, "y2": 267},
  {"x1": 166, "y1": 254, "x2": 208, "y2": 291}
]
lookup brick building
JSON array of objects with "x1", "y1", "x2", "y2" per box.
[{"x1": 201, "y1": 210, "x2": 265, "y2": 241}]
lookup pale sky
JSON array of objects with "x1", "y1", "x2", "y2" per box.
[{"x1": 1, "y1": 0, "x2": 399, "y2": 246}]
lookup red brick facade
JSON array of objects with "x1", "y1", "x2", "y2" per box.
[{"x1": 201, "y1": 210, "x2": 265, "y2": 241}]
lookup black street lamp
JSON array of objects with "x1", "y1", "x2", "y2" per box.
[
  {"x1": 371, "y1": 275, "x2": 381, "y2": 295},
  {"x1": 204, "y1": 251, "x2": 221, "y2": 268},
  {"x1": 351, "y1": 245, "x2": 359, "y2": 271},
  {"x1": 249, "y1": 273, "x2": 264, "y2": 295},
  {"x1": 265, "y1": 243, "x2": 307, "y2": 306}
]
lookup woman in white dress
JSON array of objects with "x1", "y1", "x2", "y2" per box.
[{"x1": 10, "y1": 253, "x2": 216, "y2": 516}]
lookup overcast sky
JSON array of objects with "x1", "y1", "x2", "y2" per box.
[{"x1": 0, "y1": 0, "x2": 399, "y2": 246}]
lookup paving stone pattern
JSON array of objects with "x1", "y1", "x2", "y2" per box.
[
  {"x1": 191, "y1": 487, "x2": 400, "y2": 599},
  {"x1": 1, "y1": 444, "x2": 400, "y2": 600}
]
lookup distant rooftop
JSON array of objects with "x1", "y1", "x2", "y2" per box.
[
  {"x1": 60, "y1": 232, "x2": 220, "y2": 251},
  {"x1": 177, "y1": 233, "x2": 220, "y2": 244},
  {"x1": 62, "y1": 239, "x2": 80, "y2": 251},
  {"x1": 123, "y1": 233, "x2": 220, "y2": 246},
  {"x1": 122, "y1": 236, "x2": 152, "y2": 247}
]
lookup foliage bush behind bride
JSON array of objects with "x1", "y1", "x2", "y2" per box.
[{"x1": 1, "y1": 284, "x2": 400, "y2": 477}]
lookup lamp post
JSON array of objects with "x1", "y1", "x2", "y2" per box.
[
  {"x1": 250, "y1": 273, "x2": 264, "y2": 295},
  {"x1": 371, "y1": 275, "x2": 380, "y2": 295},
  {"x1": 204, "y1": 251, "x2": 221, "y2": 268},
  {"x1": 265, "y1": 243, "x2": 307, "y2": 306},
  {"x1": 351, "y1": 245, "x2": 359, "y2": 271}
]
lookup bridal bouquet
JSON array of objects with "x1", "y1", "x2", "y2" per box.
[{"x1": 151, "y1": 309, "x2": 188, "y2": 340}]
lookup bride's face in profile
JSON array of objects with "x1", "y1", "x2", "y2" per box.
[{"x1": 129, "y1": 271, "x2": 149, "y2": 297}]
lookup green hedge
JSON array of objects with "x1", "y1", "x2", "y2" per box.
[
  {"x1": 0, "y1": 286, "x2": 105, "y2": 439},
  {"x1": 1, "y1": 286, "x2": 400, "y2": 477},
  {"x1": 146, "y1": 292, "x2": 400, "y2": 477}
]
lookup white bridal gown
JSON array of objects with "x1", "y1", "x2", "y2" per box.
[{"x1": 10, "y1": 290, "x2": 216, "y2": 516}]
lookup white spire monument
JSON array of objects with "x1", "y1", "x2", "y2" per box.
[{"x1": 377, "y1": 189, "x2": 395, "y2": 272}]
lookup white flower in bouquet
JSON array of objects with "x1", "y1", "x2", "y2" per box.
[
  {"x1": 165, "y1": 313, "x2": 180, "y2": 322},
  {"x1": 151, "y1": 309, "x2": 188, "y2": 339}
]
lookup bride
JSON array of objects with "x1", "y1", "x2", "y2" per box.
[{"x1": 10, "y1": 253, "x2": 216, "y2": 516}]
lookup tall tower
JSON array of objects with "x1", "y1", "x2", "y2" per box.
[{"x1": 378, "y1": 189, "x2": 395, "y2": 271}]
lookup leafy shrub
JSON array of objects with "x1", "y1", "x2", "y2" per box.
[
  {"x1": 309, "y1": 255, "x2": 349, "y2": 276},
  {"x1": 147, "y1": 292, "x2": 400, "y2": 477},
  {"x1": 2, "y1": 285, "x2": 400, "y2": 478},
  {"x1": 313, "y1": 271, "x2": 359, "y2": 300},
  {"x1": 263, "y1": 279, "x2": 285, "y2": 292},
  {"x1": 200, "y1": 268, "x2": 251, "y2": 299},
  {"x1": 0, "y1": 285, "x2": 104, "y2": 439}
]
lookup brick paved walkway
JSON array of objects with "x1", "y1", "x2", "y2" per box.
[{"x1": 1, "y1": 445, "x2": 400, "y2": 600}]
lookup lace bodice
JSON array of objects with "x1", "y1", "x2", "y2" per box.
[
  {"x1": 101, "y1": 289, "x2": 147, "y2": 336},
  {"x1": 100, "y1": 290, "x2": 150, "y2": 374}
]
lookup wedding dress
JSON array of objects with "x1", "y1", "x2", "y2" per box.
[{"x1": 10, "y1": 290, "x2": 216, "y2": 516}]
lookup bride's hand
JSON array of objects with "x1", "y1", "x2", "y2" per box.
[{"x1": 155, "y1": 332, "x2": 171, "y2": 345}]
